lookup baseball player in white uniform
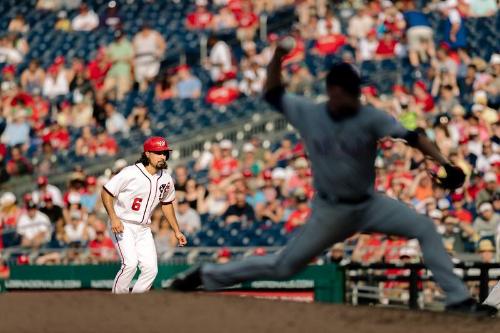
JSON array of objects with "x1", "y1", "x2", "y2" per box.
[
  {"x1": 170, "y1": 41, "x2": 497, "y2": 316},
  {"x1": 102, "y1": 136, "x2": 187, "y2": 294}
]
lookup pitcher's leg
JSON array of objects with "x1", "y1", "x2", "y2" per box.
[
  {"x1": 132, "y1": 228, "x2": 158, "y2": 293},
  {"x1": 360, "y1": 194, "x2": 469, "y2": 305},
  {"x1": 111, "y1": 224, "x2": 139, "y2": 294},
  {"x1": 203, "y1": 200, "x2": 357, "y2": 290}
]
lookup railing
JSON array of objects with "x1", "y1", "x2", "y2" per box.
[{"x1": 345, "y1": 262, "x2": 500, "y2": 309}]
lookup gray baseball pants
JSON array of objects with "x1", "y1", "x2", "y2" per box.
[{"x1": 201, "y1": 194, "x2": 470, "y2": 305}]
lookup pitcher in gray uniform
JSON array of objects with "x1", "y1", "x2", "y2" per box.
[{"x1": 170, "y1": 42, "x2": 497, "y2": 316}]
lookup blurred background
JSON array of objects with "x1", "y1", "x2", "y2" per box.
[{"x1": 0, "y1": 0, "x2": 498, "y2": 307}]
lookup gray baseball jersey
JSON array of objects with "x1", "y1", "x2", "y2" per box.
[{"x1": 281, "y1": 93, "x2": 408, "y2": 199}]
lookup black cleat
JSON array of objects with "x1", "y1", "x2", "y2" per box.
[
  {"x1": 169, "y1": 265, "x2": 203, "y2": 292},
  {"x1": 445, "y1": 298, "x2": 498, "y2": 317}
]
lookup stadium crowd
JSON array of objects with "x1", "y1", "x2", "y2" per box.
[{"x1": 0, "y1": 0, "x2": 498, "y2": 283}]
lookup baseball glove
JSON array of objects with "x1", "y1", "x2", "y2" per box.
[{"x1": 431, "y1": 164, "x2": 466, "y2": 191}]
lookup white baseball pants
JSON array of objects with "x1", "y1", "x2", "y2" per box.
[
  {"x1": 111, "y1": 222, "x2": 158, "y2": 294},
  {"x1": 202, "y1": 193, "x2": 471, "y2": 305}
]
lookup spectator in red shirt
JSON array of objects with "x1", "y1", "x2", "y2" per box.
[
  {"x1": 87, "y1": 47, "x2": 111, "y2": 91},
  {"x1": 75, "y1": 126, "x2": 98, "y2": 157},
  {"x1": 211, "y1": 139, "x2": 239, "y2": 178},
  {"x1": 282, "y1": 27, "x2": 305, "y2": 66},
  {"x1": 95, "y1": 129, "x2": 118, "y2": 156},
  {"x1": 450, "y1": 192, "x2": 473, "y2": 224},
  {"x1": 89, "y1": 223, "x2": 116, "y2": 263},
  {"x1": 375, "y1": 31, "x2": 398, "y2": 59},
  {"x1": 351, "y1": 234, "x2": 385, "y2": 263},
  {"x1": 235, "y1": 1, "x2": 258, "y2": 41},
  {"x1": 284, "y1": 192, "x2": 311, "y2": 233},
  {"x1": 186, "y1": 0, "x2": 213, "y2": 30},
  {"x1": 206, "y1": 81, "x2": 239, "y2": 106},
  {"x1": 0, "y1": 257, "x2": 9, "y2": 279},
  {"x1": 6, "y1": 145, "x2": 32, "y2": 176},
  {"x1": 42, "y1": 121, "x2": 70, "y2": 150},
  {"x1": 314, "y1": 33, "x2": 347, "y2": 56},
  {"x1": 412, "y1": 80, "x2": 435, "y2": 114}
]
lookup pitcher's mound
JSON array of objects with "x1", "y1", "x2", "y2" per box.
[{"x1": 0, "y1": 291, "x2": 498, "y2": 333}]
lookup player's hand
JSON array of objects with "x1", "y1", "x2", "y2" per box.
[
  {"x1": 111, "y1": 218, "x2": 124, "y2": 234},
  {"x1": 175, "y1": 232, "x2": 187, "y2": 247}
]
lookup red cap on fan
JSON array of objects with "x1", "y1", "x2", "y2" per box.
[
  {"x1": 37, "y1": 176, "x2": 48, "y2": 186},
  {"x1": 262, "y1": 169, "x2": 272, "y2": 180},
  {"x1": 414, "y1": 80, "x2": 427, "y2": 91},
  {"x1": 217, "y1": 247, "x2": 231, "y2": 259},
  {"x1": 86, "y1": 176, "x2": 97, "y2": 185},
  {"x1": 242, "y1": 169, "x2": 253, "y2": 178},
  {"x1": 362, "y1": 86, "x2": 377, "y2": 96},
  {"x1": 143, "y1": 136, "x2": 171, "y2": 152}
]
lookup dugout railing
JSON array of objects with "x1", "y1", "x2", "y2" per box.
[{"x1": 344, "y1": 262, "x2": 500, "y2": 309}]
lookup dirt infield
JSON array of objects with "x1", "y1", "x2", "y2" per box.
[{"x1": 0, "y1": 291, "x2": 498, "y2": 333}]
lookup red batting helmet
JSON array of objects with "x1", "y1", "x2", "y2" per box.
[{"x1": 143, "y1": 136, "x2": 171, "y2": 152}]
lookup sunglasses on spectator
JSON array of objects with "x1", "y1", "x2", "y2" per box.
[{"x1": 150, "y1": 150, "x2": 170, "y2": 158}]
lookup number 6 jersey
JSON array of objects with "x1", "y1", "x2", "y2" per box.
[{"x1": 103, "y1": 163, "x2": 176, "y2": 225}]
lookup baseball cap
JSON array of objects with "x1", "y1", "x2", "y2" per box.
[
  {"x1": 429, "y1": 209, "x2": 443, "y2": 219},
  {"x1": 143, "y1": 136, "x2": 171, "y2": 152},
  {"x1": 242, "y1": 169, "x2": 253, "y2": 178},
  {"x1": 242, "y1": 143, "x2": 255, "y2": 153},
  {"x1": 490, "y1": 53, "x2": 500, "y2": 65},
  {"x1": 484, "y1": 172, "x2": 496, "y2": 183},
  {"x1": 326, "y1": 62, "x2": 362, "y2": 97},
  {"x1": 113, "y1": 158, "x2": 128, "y2": 172},
  {"x1": 220, "y1": 139, "x2": 232, "y2": 150},
  {"x1": 450, "y1": 192, "x2": 464, "y2": 202},
  {"x1": 0, "y1": 192, "x2": 16, "y2": 207},
  {"x1": 37, "y1": 176, "x2": 48, "y2": 186},
  {"x1": 68, "y1": 193, "x2": 81, "y2": 204},
  {"x1": 479, "y1": 202, "x2": 493, "y2": 213},
  {"x1": 262, "y1": 169, "x2": 273, "y2": 180},
  {"x1": 268, "y1": 33, "x2": 279, "y2": 43},
  {"x1": 217, "y1": 247, "x2": 231, "y2": 259},
  {"x1": 42, "y1": 193, "x2": 52, "y2": 202},
  {"x1": 253, "y1": 247, "x2": 267, "y2": 256},
  {"x1": 86, "y1": 176, "x2": 97, "y2": 186},
  {"x1": 271, "y1": 168, "x2": 286, "y2": 180},
  {"x1": 332, "y1": 243, "x2": 344, "y2": 251},
  {"x1": 294, "y1": 157, "x2": 308, "y2": 169},
  {"x1": 437, "y1": 198, "x2": 451, "y2": 210},
  {"x1": 478, "y1": 239, "x2": 494, "y2": 252}
]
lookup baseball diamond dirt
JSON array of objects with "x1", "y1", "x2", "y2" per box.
[{"x1": 0, "y1": 291, "x2": 498, "y2": 333}]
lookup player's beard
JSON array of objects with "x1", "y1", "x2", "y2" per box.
[{"x1": 156, "y1": 160, "x2": 168, "y2": 169}]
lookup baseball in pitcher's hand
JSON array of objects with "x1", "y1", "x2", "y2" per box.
[
  {"x1": 176, "y1": 232, "x2": 187, "y2": 247},
  {"x1": 111, "y1": 218, "x2": 124, "y2": 234}
]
